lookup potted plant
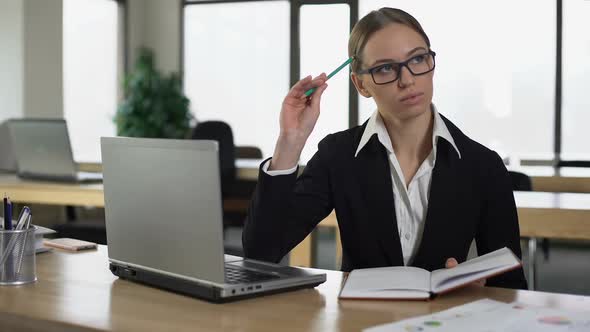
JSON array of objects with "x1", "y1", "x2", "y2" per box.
[{"x1": 115, "y1": 48, "x2": 192, "y2": 138}]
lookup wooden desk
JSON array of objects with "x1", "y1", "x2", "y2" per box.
[
  {"x1": 0, "y1": 247, "x2": 588, "y2": 331},
  {"x1": 235, "y1": 159, "x2": 304, "y2": 181},
  {"x1": 79, "y1": 160, "x2": 265, "y2": 182},
  {"x1": 291, "y1": 191, "x2": 590, "y2": 290},
  {"x1": 533, "y1": 176, "x2": 590, "y2": 193},
  {"x1": 514, "y1": 166, "x2": 590, "y2": 193},
  {"x1": 235, "y1": 159, "x2": 263, "y2": 181},
  {"x1": 0, "y1": 174, "x2": 248, "y2": 213},
  {"x1": 516, "y1": 191, "x2": 590, "y2": 240},
  {"x1": 82, "y1": 161, "x2": 590, "y2": 192},
  {"x1": 0, "y1": 174, "x2": 104, "y2": 207},
  {"x1": 515, "y1": 191, "x2": 590, "y2": 290}
]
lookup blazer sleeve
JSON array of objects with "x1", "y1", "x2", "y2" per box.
[
  {"x1": 242, "y1": 137, "x2": 334, "y2": 263},
  {"x1": 475, "y1": 152, "x2": 528, "y2": 290}
]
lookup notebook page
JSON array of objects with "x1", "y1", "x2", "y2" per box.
[
  {"x1": 431, "y1": 247, "x2": 520, "y2": 293},
  {"x1": 340, "y1": 266, "x2": 430, "y2": 298}
]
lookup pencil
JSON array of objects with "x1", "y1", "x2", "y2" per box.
[{"x1": 304, "y1": 57, "x2": 354, "y2": 97}]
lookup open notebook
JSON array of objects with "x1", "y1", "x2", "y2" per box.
[{"x1": 339, "y1": 247, "x2": 521, "y2": 300}]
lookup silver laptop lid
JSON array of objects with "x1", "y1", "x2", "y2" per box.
[
  {"x1": 8, "y1": 119, "x2": 77, "y2": 177},
  {"x1": 101, "y1": 137, "x2": 225, "y2": 284}
]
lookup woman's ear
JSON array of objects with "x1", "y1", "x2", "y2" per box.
[{"x1": 351, "y1": 72, "x2": 372, "y2": 98}]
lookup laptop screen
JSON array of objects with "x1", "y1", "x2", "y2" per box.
[
  {"x1": 101, "y1": 137, "x2": 226, "y2": 284},
  {"x1": 9, "y1": 119, "x2": 77, "y2": 177}
]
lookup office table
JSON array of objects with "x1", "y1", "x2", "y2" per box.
[
  {"x1": 0, "y1": 174, "x2": 247, "y2": 212},
  {"x1": 79, "y1": 160, "x2": 265, "y2": 183},
  {"x1": 516, "y1": 166, "x2": 590, "y2": 193},
  {"x1": 82, "y1": 161, "x2": 590, "y2": 192},
  {"x1": 0, "y1": 174, "x2": 104, "y2": 207},
  {"x1": 4, "y1": 174, "x2": 590, "y2": 290},
  {"x1": 291, "y1": 191, "x2": 590, "y2": 290},
  {"x1": 79, "y1": 162, "x2": 590, "y2": 193},
  {"x1": 235, "y1": 159, "x2": 264, "y2": 181},
  {"x1": 516, "y1": 191, "x2": 590, "y2": 290},
  {"x1": 0, "y1": 247, "x2": 589, "y2": 332}
]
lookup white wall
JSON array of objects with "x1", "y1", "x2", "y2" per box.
[
  {"x1": 0, "y1": 0, "x2": 63, "y2": 121},
  {"x1": 0, "y1": 0, "x2": 24, "y2": 122},
  {"x1": 127, "y1": 0, "x2": 182, "y2": 74},
  {"x1": 127, "y1": 0, "x2": 145, "y2": 73},
  {"x1": 144, "y1": 0, "x2": 181, "y2": 74},
  {"x1": 23, "y1": 0, "x2": 63, "y2": 119},
  {"x1": 0, "y1": 0, "x2": 181, "y2": 121}
]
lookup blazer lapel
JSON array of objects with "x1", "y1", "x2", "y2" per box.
[
  {"x1": 411, "y1": 140, "x2": 461, "y2": 270},
  {"x1": 354, "y1": 135, "x2": 404, "y2": 266}
]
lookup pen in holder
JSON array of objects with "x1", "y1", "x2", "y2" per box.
[{"x1": 0, "y1": 216, "x2": 36, "y2": 286}]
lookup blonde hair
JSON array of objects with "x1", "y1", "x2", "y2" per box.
[{"x1": 348, "y1": 8, "x2": 431, "y2": 73}]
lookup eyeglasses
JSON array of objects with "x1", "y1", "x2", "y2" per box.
[{"x1": 357, "y1": 51, "x2": 436, "y2": 85}]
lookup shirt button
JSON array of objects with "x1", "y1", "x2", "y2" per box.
[{"x1": 405, "y1": 233, "x2": 410, "y2": 240}]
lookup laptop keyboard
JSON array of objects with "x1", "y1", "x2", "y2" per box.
[{"x1": 225, "y1": 265, "x2": 280, "y2": 284}]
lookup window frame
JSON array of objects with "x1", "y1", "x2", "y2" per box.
[{"x1": 182, "y1": 0, "x2": 587, "y2": 170}]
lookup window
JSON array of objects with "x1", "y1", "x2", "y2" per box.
[
  {"x1": 561, "y1": 0, "x2": 590, "y2": 160},
  {"x1": 63, "y1": 0, "x2": 119, "y2": 162},
  {"x1": 299, "y1": 4, "x2": 350, "y2": 162},
  {"x1": 359, "y1": 1, "x2": 556, "y2": 161},
  {"x1": 184, "y1": 1, "x2": 290, "y2": 160}
]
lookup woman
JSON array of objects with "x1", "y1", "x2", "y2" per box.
[{"x1": 243, "y1": 7, "x2": 527, "y2": 289}]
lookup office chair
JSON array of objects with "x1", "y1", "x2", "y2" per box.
[
  {"x1": 191, "y1": 121, "x2": 260, "y2": 201},
  {"x1": 192, "y1": 121, "x2": 260, "y2": 256},
  {"x1": 192, "y1": 121, "x2": 236, "y2": 197},
  {"x1": 508, "y1": 171, "x2": 533, "y2": 191}
]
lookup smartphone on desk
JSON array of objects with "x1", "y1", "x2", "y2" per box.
[{"x1": 44, "y1": 238, "x2": 97, "y2": 251}]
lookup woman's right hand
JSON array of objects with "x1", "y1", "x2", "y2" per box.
[{"x1": 270, "y1": 73, "x2": 328, "y2": 170}]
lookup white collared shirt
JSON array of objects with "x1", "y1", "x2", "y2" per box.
[
  {"x1": 355, "y1": 105, "x2": 461, "y2": 265},
  {"x1": 263, "y1": 104, "x2": 461, "y2": 266}
]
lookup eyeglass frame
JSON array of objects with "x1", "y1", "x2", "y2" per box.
[{"x1": 356, "y1": 50, "x2": 437, "y2": 85}]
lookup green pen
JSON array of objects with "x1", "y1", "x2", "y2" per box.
[{"x1": 304, "y1": 57, "x2": 354, "y2": 97}]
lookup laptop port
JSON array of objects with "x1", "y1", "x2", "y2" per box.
[
  {"x1": 121, "y1": 268, "x2": 136, "y2": 278},
  {"x1": 255, "y1": 285, "x2": 261, "y2": 289},
  {"x1": 247, "y1": 286, "x2": 253, "y2": 291}
]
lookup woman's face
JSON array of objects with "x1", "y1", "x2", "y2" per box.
[{"x1": 352, "y1": 23, "x2": 434, "y2": 121}]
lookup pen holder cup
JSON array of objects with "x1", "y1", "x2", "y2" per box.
[{"x1": 0, "y1": 226, "x2": 37, "y2": 285}]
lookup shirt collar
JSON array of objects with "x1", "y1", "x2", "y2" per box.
[{"x1": 354, "y1": 104, "x2": 462, "y2": 159}]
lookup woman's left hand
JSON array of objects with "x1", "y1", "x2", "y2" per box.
[{"x1": 445, "y1": 258, "x2": 486, "y2": 286}]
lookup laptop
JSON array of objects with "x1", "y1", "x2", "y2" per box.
[
  {"x1": 100, "y1": 137, "x2": 326, "y2": 303},
  {"x1": 7, "y1": 119, "x2": 102, "y2": 182}
]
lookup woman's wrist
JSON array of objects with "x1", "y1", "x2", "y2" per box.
[{"x1": 269, "y1": 134, "x2": 306, "y2": 170}]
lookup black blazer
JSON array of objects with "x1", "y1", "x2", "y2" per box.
[{"x1": 243, "y1": 115, "x2": 528, "y2": 290}]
